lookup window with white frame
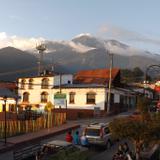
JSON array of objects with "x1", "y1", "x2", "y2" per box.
[
  {"x1": 86, "y1": 92, "x2": 96, "y2": 104},
  {"x1": 41, "y1": 92, "x2": 48, "y2": 103},
  {"x1": 20, "y1": 79, "x2": 26, "y2": 89},
  {"x1": 23, "y1": 92, "x2": 29, "y2": 102},
  {"x1": 28, "y1": 79, "x2": 33, "y2": 89},
  {"x1": 69, "y1": 92, "x2": 75, "y2": 104},
  {"x1": 41, "y1": 78, "x2": 49, "y2": 89}
]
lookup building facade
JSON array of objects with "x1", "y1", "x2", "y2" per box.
[{"x1": 18, "y1": 69, "x2": 136, "y2": 119}]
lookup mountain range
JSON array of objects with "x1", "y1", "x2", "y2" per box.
[{"x1": 0, "y1": 33, "x2": 160, "y2": 81}]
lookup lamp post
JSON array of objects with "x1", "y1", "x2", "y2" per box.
[
  {"x1": 15, "y1": 96, "x2": 21, "y2": 115},
  {"x1": 3, "y1": 96, "x2": 7, "y2": 144}
]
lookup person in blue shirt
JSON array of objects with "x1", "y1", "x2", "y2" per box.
[{"x1": 73, "y1": 130, "x2": 80, "y2": 145}]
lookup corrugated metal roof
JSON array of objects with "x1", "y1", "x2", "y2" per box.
[{"x1": 53, "y1": 83, "x2": 106, "y2": 89}]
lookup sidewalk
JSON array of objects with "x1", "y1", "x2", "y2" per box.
[
  {"x1": 0, "y1": 122, "x2": 80, "y2": 153},
  {"x1": 0, "y1": 109, "x2": 134, "y2": 154}
]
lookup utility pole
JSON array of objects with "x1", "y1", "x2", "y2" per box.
[
  {"x1": 36, "y1": 43, "x2": 46, "y2": 76},
  {"x1": 3, "y1": 96, "x2": 7, "y2": 144},
  {"x1": 59, "y1": 74, "x2": 62, "y2": 109},
  {"x1": 107, "y1": 53, "x2": 113, "y2": 114}
]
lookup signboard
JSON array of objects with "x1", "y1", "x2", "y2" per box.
[{"x1": 54, "y1": 93, "x2": 66, "y2": 106}]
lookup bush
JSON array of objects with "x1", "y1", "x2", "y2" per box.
[{"x1": 49, "y1": 148, "x2": 88, "y2": 160}]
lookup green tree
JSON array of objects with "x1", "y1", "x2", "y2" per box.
[
  {"x1": 110, "y1": 117, "x2": 149, "y2": 160},
  {"x1": 136, "y1": 96, "x2": 151, "y2": 121},
  {"x1": 109, "y1": 107, "x2": 160, "y2": 160},
  {"x1": 133, "y1": 67, "x2": 144, "y2": 78}
]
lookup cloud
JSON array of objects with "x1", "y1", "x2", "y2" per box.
[
  {"x1": 104, "y1": 40, "x2": 143, "y2": 56},
  {"x1": 0, "y1": 32, "x2": 44, "y2": 51},
  {"x1": 0, "y1": 32, "x2": 95, "y2": 53},
  {"x1": 67, "y1": 41, "x2": 95, "y2": 53},
  {"x1": 98, "y1": 24, "x2": 160, "y2": 46}
]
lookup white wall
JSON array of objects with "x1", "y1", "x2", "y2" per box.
[
  {"x1": 18, "y1": 76, "x2": 54, "y2": 108},
  {"x1": 0, "y1": 98, "x2": 16, "y2": 112},
  {"x1": 18, "y1": 81, "x2": 106, "y2": 111},
  {"x1": 52, "y1": 88, "x2": 106, "y2": 110},
  {"x1": 54, "y1": 74, "x2": 73, "y2": 86}
]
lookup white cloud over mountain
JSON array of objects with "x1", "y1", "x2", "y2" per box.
[
  {"x1": 0, "y1": 32, "x2": 95, "y2": 53},
  {"x1": 0, "y1": 32, "x2": 44, "y2": 51},
  {"x1": 98, "y1": 24, "x2": 160, "y2": 46}
]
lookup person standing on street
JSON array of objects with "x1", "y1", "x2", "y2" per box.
[
  {"x1": 80, "y1": 133, "x2": 89, "y2": 147},
  {"x1": 65, "y1": 130, "x2": 73, "y2": 143},
  {"x1": 73, "y1": 130, "x2": 80, "y2": 145}
]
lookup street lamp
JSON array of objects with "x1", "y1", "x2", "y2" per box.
[
  {"x1": 3, "y1": 96, "x2": 7, "y2": 144},
  {"x1": 15, "y1": 96, "x2": 21, "y2": 116}
]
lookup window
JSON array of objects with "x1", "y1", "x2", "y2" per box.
[
  {"x1": 41, "y1": 78, "x2": 49, "y2": 89},
  {"x1": 2, "y1": 105, "x2": 5, "y2": 112},
  {"x1": 23, "y1": 92, "x2": 29, "y2": 102},
  {"x1": 9, "y1": 104, "x2": 15, "y2": 112},
  {"x1": 110, "y1": 93, "x2": 114, "y2": 105},
  {"x1": 20, "y1": 79, "x2": 26, "y2": 89},
  {"x1": 41, "y1": 92, "x2": 48, "y2": 103},
  {"x1": 86, "y1": 92, "x2": 96, "y2": 104},
  {"x1": 69, "y1": 92, "x2": 75, "y2": 104},
  {"x1": 28, "y1": 79, "x2": 33, "y2": 89},
  {"x1": 120, "y1": 95, "x2": 124, "y2": 104}
]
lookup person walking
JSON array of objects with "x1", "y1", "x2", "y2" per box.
[
  {"x1": 65, "y1": 130, "x2": 73, "y2": 143},
  {"x1": 123, "y1": 142, "x2": 129, "y2": 154},
  {"x1": 73, "y1": 130, "x2": 80, "y2": 145}
]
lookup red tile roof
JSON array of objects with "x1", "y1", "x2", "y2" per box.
[
  {"x1": 74, "y1": 68, "x2": 120, "y2": 85},
  {"x1": 0, "y1": 82, "x2": 17, "y2": 90}
]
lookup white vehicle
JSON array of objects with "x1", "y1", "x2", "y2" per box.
[{"x1": 84, "y1": 122, "x2": 113, "y2": 148}]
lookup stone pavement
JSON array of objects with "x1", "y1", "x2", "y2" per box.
[{"x1": 0, "y1": 122, "x2": 80, "y2": 153}]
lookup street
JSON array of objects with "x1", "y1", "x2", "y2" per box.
[{"x1": 0, "y1": 111, "x2": 133, "y2": 160}]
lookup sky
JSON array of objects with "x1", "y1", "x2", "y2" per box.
[{"x1": 0, "y1": 0, "x2": 160, "y2": 53}]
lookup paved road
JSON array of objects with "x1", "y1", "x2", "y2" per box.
[{"x1": 0, "y1": 110, "x2": 134, "y2": 160}]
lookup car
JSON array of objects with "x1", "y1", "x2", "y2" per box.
[
  {"x1": 84, "y1": 122, "x2": 113, "y2": 149},
  {"x1": 39, "y1": 140, "x2": 88, "y2": 160}
]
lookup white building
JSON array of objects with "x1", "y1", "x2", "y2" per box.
[{"x1": 18, "y1": 69, "x2": 136, "y2": 119}]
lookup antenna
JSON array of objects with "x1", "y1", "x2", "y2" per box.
[
  {"x1": 36, "y1": 43, "x2": 46, "y2": 76},
  {"x1": 51, "y1": 55, "x2": 54, "y2": 73}
]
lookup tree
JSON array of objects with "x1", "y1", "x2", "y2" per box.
[
  {"x1": 136, "y1": 96, "x2": 151, "y2": 121},
  {"x1": 110, "y1": 117, "x2": 148, "y2": 160},
  {"x1": 121, "y1": 67, "x2": 144, "y2": 83},
  {"x1": 133, "y1": 67, "x2": 144, "y2": 78},
  {"x1": 110, "y1": 97, "x2": 159, "y2": 160}
]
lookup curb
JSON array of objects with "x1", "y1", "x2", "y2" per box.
[{"x1": 0, "y1": 124, "x2": 80, "y2": 154}]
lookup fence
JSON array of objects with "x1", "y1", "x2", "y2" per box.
[{"x1": 0, "y1": 112, "x2": 66, "y2": 138}]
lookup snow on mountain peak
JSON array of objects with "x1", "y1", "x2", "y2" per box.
[{"x1": 74, "y1": 33, "x2": 92, "y2": 38}]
